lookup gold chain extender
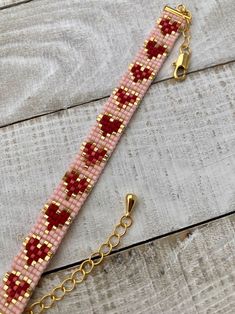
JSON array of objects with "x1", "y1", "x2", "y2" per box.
[{"x1": 25, "y1": 194, "x2": 137, "y2": 314}]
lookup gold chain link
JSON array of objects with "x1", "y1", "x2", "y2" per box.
[
  {"x1": 24, "y1": 194, "x2": 137, "y2": 314},
  {"x1": 177, "y1": 4, "x2": 192, "y2": 54}
]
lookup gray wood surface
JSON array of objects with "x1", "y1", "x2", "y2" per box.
[
  {"x1": 0, "y1": 62, "x2": 234, "y2": 279},
  {"x1": 0, "y1": 0, "x2": 29, "y2": 9},
  {"x1": 28, "y1": 214, "x2": 235, "y2": 314},
  {"x1": 0, "y1": 1, "x2": 235, "y2": 313},
  {"x1": 0, "y1": 0, "x2": 234, "y2": 126}
]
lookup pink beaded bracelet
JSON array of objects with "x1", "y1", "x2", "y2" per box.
[{"x1": 0, "y1": 5, "x2": 191, "y2": 314}]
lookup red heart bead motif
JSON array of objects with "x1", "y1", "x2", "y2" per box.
[
  {"x1": 81, "y1": 142, "x2": 108, "y2": 167},
  {"x1": 63, "y1": 170, "x2": 91, "y2": 198},
  {"x1": 44, "y1": 202, "x2": 71, "y2": 231},
  {"x1": 113, "y1": 87, "x2": 139, "y2": 109},
  {"x1": 97, "y1": 113, "x2": 124, "y2": 137},
  {"x1": 3, "y1": 271, "x2": 31, "y2": 305},
  {"x1": 145, "y1": 39, "x2": 167, "y2": 59},
  {"x1": 158, "y1": 18, "x2": 180, "y2": 35},
  {"x1": 130, "y1": 63, "x2": 154, "y2": 83},
  {"x1": 24, "y1": 235, "x2": 52, "y2": 267}
]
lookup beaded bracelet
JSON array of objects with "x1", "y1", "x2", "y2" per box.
[{"x1": 0, "y1": 5, "x2": 192, "y2": 314}]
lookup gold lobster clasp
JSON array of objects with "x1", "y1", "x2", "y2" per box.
[
  {"x1": 165, "y1": 4, "x2": 192, "y2": 81},
  {"x1": 173, "y1": 49, "x2": 191, "y2": 81}
]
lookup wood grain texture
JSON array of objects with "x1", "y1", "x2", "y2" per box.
[
  {"x1": 0, "y1": 0, "x2": 30, "y2": 10},
  {"x1": 0, "y1": 0, "x2": 235, "y2": 126},
  {"x1": 28, "y1": 214, "x2": 235, "y2": 314},
  {"x1": 0, "y1": 62, "x2": 234, "y2": 279}
]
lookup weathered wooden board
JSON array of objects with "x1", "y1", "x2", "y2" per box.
[
  {"x1": 27, "y1": 214, "x2": 235, "y2": 314},
  {"x1": 0, "y1": 0, "x2": 235, "y2": 126},
  {"x1": 0, "y1": 1, "x2": 235, "y2": 313},
  {"x1": 0, "y1": 62, "x2": 234, "y2": 279},
  {"x1": 0, "y1": 0, "x2": 29, "y2": 10}
]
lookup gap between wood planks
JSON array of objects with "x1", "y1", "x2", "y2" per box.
[
  {"x1": 0, "y1": 0, "x2": 33, "y2": 10},
  {"x1": 43, "y1": 208, "x2": 235, "y2": 276},
  {"x1": 0, "y1": 59, "x2": 234, "y2": 130}
]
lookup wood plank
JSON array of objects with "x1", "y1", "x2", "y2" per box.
[
  {"x1": 0, "y1": 0, "x2": 29, "y2": 10},
  {"x1": 0, "y1": 62, "x2": 234, "y2": 279},
  {"x1": 0, "y1": 0, "x2": 234, "y2": 126},
  {"x1": 28, "y1": 214, "x2": 235, "y2": 313}
]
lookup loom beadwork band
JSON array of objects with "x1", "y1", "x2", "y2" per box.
[{"x1": 0, "y1": 8, "x2": 185, "y2": 314}]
